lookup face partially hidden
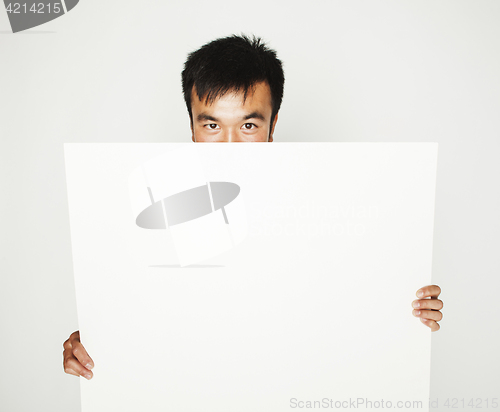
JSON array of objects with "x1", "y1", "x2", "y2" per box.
[{"x1": 190, "y1": 81, "x2": 278, "y2": 142}]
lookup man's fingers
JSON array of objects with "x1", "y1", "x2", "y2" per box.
[
  {"x1": 420, "y1": 317, "x2": 440, "y2": 332},
  {"x1": 69, "y1": 330, "x2": 80, "y2": 341},
  {"x1": 414, "y1": 287, "x2": 443, "y2": 332},
  {"x1": 412, "y1": 299, "x2": 443, "y2": 310},
  {"x1": 63, "y1": 338, "x2": 72, "y2": 351},
  {"x1": 64, "y1": 356, "x2": 93, "y2": 380},
  {"x1": 63, "y1": 330, "x2": 79, "y2": 352},
  {"x1": 71, "y1": 340, "x2": 94, "y2": 370},
  {"x1": 416, "y1": 285, "x2": 441, "y2": 299},
  {"x1": 413, "y1": 309, "x2": 443, "y2": 322},
  {"x1": 63, "y1": 330, "x2": 94, "y2": 379}
]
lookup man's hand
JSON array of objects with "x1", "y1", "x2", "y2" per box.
[
  {"x1": 412, "y1": 285, "x2": 443, "y2": 331},
  {"x1": 63, "y1": 330, "x2": 94, "y2": 380}
]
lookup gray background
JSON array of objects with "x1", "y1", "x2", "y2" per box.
[{"x1": 0, "y1": 0, "x2": 499, "y2": 411}]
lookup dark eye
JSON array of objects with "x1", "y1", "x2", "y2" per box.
[
  {"x1": 243, "y1": 123, "x2": 255, "y2": 129},
  {"x1": 209, "y1": 124, "x2": 217, "y2": 129}
]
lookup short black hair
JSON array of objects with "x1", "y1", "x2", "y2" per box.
[{"x1": 181, "y1": 34, "x2": 285, "y2": 126}]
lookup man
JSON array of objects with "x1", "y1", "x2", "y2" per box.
[
  {"x1": 63, "y1": 34, "x2": 444, "y2": 380},
  {"x1": 182, "y1": 34, "x2": 282, "y2": 143}
]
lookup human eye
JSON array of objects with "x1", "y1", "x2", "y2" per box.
[
  {"x1": 204, "y1": 123, "x2": 219, "y2": 130},
  {"x1": 242, "y1": 123, "x2": 257, "y2": 130}
]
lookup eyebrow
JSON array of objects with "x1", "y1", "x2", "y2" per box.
[
  {"x1": 244, "y1": 111, "x2": 266, "y2": 121},
  {"x1": 196, "y1": 111, "x2": 266, "y2": 123},
  {"x1": 197, "y1": 113, "x2": 219, "y2": 122}
]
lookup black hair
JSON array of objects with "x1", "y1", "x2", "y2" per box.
[{"x1": 181, "y1": 34, "x2": 285, "y2": 126}]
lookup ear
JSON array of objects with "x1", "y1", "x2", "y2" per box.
[{"x1": 269, "y1": 113, "x2": 279, "y2": 142}]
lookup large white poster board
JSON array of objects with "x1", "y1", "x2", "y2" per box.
[{"x1": 65, "y1": 143, "x2": 437, "y2": 412}]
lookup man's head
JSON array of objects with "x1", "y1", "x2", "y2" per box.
[{"x1": 181, "y1": 34, "x2": 285, "y2": 142}]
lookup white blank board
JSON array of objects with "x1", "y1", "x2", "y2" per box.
[{"x1": 65, "y1": 142, "x2": 437, "y2": 412}]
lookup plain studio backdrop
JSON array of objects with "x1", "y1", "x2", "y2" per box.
[{"x1": 0, "y1": 1, "x2": 499, "y2": 411}]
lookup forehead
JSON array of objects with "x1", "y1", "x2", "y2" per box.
[{"x1": 190, "y1": 81, "x2": 272, "y2": 115}]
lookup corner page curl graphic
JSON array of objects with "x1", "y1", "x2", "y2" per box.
[
  {"x1": 129, "y1": 145, "x2": 248, "y2": 267},
  {"x1": 4, "y1": 0, "x2": 79, "y2": 33}
]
